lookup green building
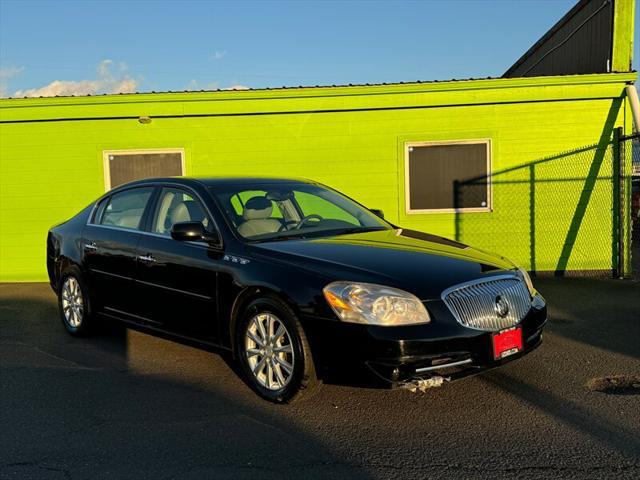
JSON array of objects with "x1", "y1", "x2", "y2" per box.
[{"x1": 0, "y1": 0, "x2": 637, "y2": 282}]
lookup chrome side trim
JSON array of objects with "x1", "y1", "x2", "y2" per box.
[
  {"x1": 135, "y1": 279, "x2": 213, "y2": 300},
  {"x1": 415, "y1": 358, "x2": 473, "y2": 373},
  {"x1": 84, "y1": 224, "x2": 213, "y2": 250},
  {"x1": 90, "y1": 268, "x2": 132, "y2": 281}
]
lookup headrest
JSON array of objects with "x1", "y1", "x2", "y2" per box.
[
  {"x1": 183, "y1": 200, "x2": 205, "y2": 222},
  {"x1": 243, "y1": 196, "x2": 273, "y2": 220},
  {"x1": 171, "y1": 202, "x2": 191, "y2": 224}
]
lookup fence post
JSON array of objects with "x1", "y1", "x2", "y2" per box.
[
  {"x1": 614, "y1": 127, "x2": 627, "y2": 278},
  {"x1": 621, "y1": 132, "x2": 635, "y2": 279}
]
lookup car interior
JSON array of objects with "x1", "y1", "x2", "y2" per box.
[
  {"x1": 219, "y1": 187, "x2": 375, "y2": 240},
  {"x1": 236, "y1": 196, "x2": 283, "y2": 238},
  {"x1": 153, "y1": 190, "x2": 209, "y2": 235},
  {"x1": 101, "y1": 189, "x2": 152, "y2": 230}
]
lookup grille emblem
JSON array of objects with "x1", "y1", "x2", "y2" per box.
[{"x1": 495, "y1": 295, "x2": 509, "y2": 318}]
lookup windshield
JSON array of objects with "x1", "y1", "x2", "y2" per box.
[{"x1": 210, "y1": 182, "x2": 391, "y2": 241}]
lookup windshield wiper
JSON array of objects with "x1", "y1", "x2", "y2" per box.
[
  {"x1": 252, "y1": 232, "x2": 309, "y2": 243},
  {"x1": 251, "y1": 226, "x2": 387, "y2": 243},
  {"x1": 326, "y1": 226, "x2": 388, "y2": 236}
]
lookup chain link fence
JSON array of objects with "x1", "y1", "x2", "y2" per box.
[
  {"x1": 454, "y1": 132, "x2": 635, "y2": 278},
  {"x1": 620, "y1": 132, "x2": 639, "y2": 278}
]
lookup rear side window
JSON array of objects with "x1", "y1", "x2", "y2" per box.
[
  {"x1": 99, "y1": 188, "x2": 154, "y2": 230},
  {"x1": 92, "y1": 197, "x2": 109, "y2": 223}
]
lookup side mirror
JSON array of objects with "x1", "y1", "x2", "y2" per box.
[
  {"x1": 370, "y1": 209, "x2": 385, "y2": 219},
  {"x1": 171, "y1": 221, "x2": 221, "y2": 246}
]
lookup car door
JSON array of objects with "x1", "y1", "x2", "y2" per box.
[
  {"x1": 82, "y1": 186, "x2": 156, "y2": 317},
  {"x1": 135, "y1": 186, "x2": 222, "y2": 341}
]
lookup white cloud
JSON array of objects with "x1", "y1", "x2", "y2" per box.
[
  {"x1": 0, "y1": 65, "x2": 24, "y2": 97},
  {"x1": 12, "y1": 60, "x2": 138, "y2": 98},
  {"x1": 186, "y1": 81, "x2": 249, "y2": 91},
  {"x1": 212, "y1": 50, "x2": 227, "y2": 60},
  {"x1": 222, "y1": 84, "x2": 250, "y2": 90}
]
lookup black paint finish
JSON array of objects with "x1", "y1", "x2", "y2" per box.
[{"x1": 47, "y1": 177, "x2": 546, "y2": 385}]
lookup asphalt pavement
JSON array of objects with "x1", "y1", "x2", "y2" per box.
[{"x1": 1, "y1": 277, "x2": 639, "y2": 479}]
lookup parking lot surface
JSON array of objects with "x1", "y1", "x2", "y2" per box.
[{"x1": 1, "y1": 278, "x2": 639, "y2": 479}]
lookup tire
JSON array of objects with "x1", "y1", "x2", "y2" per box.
[
  {"x1": 236, "y1": 295, "x2": 320, "y2": 403},
  {"x1": 58, "y1": 267, "x2": 94, "y2": 336}
]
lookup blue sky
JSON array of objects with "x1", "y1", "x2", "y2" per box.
[{"x1": 0, "y1": 0, "x2": 637, "y2": 97}]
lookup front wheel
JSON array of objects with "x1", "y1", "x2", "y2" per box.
[
  {"x1": 236, "y1": 296, "x2": 320, "y2": 403},
  {"x1": 58, "y1": 268, "x2": 94, "y2": 336}
]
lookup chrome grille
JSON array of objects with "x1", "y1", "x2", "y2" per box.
[{"x1": 441, "y1": 275, "x2": 532, "y2": 331}]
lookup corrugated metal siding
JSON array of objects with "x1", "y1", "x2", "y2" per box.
[{"x1": 504, "y1": 0, "x2": 614, "y2": 77}]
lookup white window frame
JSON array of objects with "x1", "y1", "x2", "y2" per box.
[
  {"x1": 404, "y1": 139, "x2": 492, "y2": 214},
  {"x1": 102, "y1": 148, "x2": 186, "y2": 191}
]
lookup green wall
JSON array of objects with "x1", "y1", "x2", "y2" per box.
[{"x1": 0, "y1": 73, "x2": 636, "y2": 281}]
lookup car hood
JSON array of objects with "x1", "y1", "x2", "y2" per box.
[{"x1": 250, "y1": 228, "x2": 518, "y2": 300}]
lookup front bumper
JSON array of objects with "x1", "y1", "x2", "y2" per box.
[{"x1": 304, "y1": 294, "x2": 547, "y2": 388}]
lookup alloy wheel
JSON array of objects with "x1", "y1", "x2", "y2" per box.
[
  {"x1": 245, "y1": 313, "x2": 295, "y2": 390},
  {"x1": 61, "y1": 276, "x2": 84, "y2": 328}
]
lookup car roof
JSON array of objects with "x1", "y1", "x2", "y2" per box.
[{"x1": 118, "y1": 176, "x2": 318, "y2": 189}]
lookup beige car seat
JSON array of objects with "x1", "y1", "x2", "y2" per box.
[{"x1": 237, "y1": 196, "x2": 282, "y2": 238}]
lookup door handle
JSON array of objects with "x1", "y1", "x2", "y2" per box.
[
  {"x1": 84, "y1": 242, "x2": 98, "y2": 251},
  {"x1": 138, "y1": 254, "x2": 156, "y2": 263}
]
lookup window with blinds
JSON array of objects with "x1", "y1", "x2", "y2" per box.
[
  {"x1": 405, "y1": 141, "x2": 491, "y2": 213},
  {"x1": 104, "y1": 150, "x2": 184, "y2": 189}
]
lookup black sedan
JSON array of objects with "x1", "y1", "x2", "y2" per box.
[{"x1": 47, "y1": 177, "x2": 546, "y2": 403}]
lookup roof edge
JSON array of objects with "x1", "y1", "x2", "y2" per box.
[{"x1": 0, "y1": 72, "x2": 636, "y2": 108}]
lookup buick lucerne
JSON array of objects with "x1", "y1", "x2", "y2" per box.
[{"x1": 47, "y1": 177, "x2": 546, "y2": 403}]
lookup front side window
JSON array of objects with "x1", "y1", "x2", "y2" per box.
[
  {"x1": 152, "y1": 188, "x2": 211, "y2": 235},
  {"x1": 405, "y1": 140, "x2": 491, "y2": 213},
  {"x1": 212, "y1": 182, "x2": 390, "y2": 241},
  {"x1": 99, "y1": 187, "x2": 154, "y2": 230}
]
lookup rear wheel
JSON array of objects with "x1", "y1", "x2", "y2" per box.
[
  {"x1": 58, "y1": 268, "x2": 93, "y2": 336},
  {"x1": 236, "y1": 296, "x2": 320, "y2": 403}
]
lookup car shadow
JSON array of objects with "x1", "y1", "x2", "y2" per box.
[{"x1": 0, "y1": 284, "x2": 374, "y2": 479}]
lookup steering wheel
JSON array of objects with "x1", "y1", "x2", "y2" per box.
[
  {"x1": 295, "y1": 214, "x2": 323, "y2": 229},
  {"x1": 277, "y1": 214, "x2": 324, "y2": 232},
  {"x1": 278, "y1": 220, "x2": 298, "y2": 232}
]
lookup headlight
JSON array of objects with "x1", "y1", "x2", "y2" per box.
[
  {"x1": 323, "y1": 281, "x2": 430, "y2": 326},
  {"x1": 516, "y1": 268, "x2": 536, "y2": 296}
]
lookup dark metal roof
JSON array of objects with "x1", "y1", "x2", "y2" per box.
[
  {"x1": 3, "y1": 76, "x2": 506, "y2": 100},
  {"x1": 503, "y1": 0, "x2": 614, "y2": 78}
]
